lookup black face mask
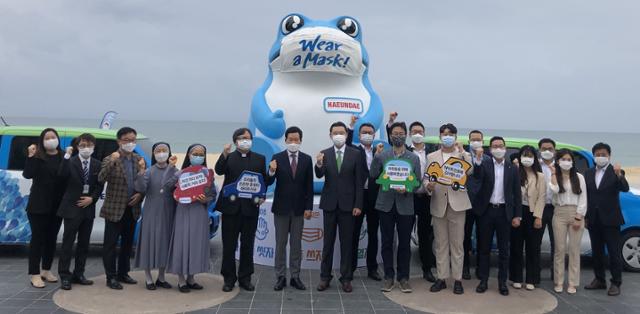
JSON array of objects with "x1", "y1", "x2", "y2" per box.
[{"x1": 391, "y1": 136, "x2": 406, "y2": 148}]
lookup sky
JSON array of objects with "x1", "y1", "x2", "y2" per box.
[{"x1": 1, "y1": 0, "x2": 639, "y2": 133}]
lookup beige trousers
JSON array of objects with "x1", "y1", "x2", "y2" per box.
[
  {"x1": 552, "y1": 205, "x2": 585, "y2": 287},
  {"x1": 432, "y1": 204, "x2": 466, "y2": 280}
]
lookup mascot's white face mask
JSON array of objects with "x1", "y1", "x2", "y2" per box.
[{"x1": 270, "y1": 27, "x2": 365, "y2": 77}]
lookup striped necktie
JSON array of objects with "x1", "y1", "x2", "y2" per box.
[{"x1": 82, "y1": 160, "x2": 89, "y2": 183}]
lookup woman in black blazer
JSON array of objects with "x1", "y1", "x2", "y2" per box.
[{"x1": 22, "y1": 128, "x2": 66, "y2": 288}]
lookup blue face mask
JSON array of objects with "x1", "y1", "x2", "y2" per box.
[
  {"x1": 441, "y1": 135, "x2": 456, "y2": 148},
  {"x1": 190, "y1": 155, "x2": 205, "y2": 165}
]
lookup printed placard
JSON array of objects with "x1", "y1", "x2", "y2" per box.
[
  {"x1": 375, "y1": 158, "x2": 420, "y2": 192},
  {"x1": 173, "y1": 165, "x2": 214, "y2": 204},
  {"x1": 425, "y1": 157, "x2": 472, "y2": 191}
]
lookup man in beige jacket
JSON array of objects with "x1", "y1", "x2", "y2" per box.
[{"x1": 425, "y1": 123, "x2": 480, "y2": 295}]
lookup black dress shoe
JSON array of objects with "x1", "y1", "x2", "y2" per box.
[
  {"x1": 116, "y1": 274, "x2": 137, "y2": 285},
  {"x1": 430, "y1": 279, "x2": 447, "y2": 292},
  {"x1": 106, "y1": 278, "x2": 123, "y2": 290},
  {"x1": 341, "y1": 281, "x2": 353, "y2": 293},
  {"x1": 317, "y1": 280, "x2": 330, "y2": 291},
  {"x1": 423, "y1": 270, "x2": 436, "y2": 283},
  {"x1": 584, "y1": 278, "x2": 607, "y2": 290},
  {"x1": 239, "y1": 281, "x2": 255, "y2": 291},
  {"x1": 368, "y1": 271, "x2": 382, "y2": 281},
  {"x1": 178, "y1": 284, "x2": 190, "y2": 293},
  {"x1": 155, "y1": 279, "x2": 172, "y2": 289},
  {"x1": 222, "y1": 283, "x2": 234, "y2": 292},
  {"x1": 453, "y1": 280, "x2": 464, "y2": 294},
  {"x1": 476, "y1": 280, "x2": 488, "y2": 293},
  {"x1": 187, "y1": 282, "x2": 203, "y2": 290},
  {"x1": 60, "y1": 279, "x2": 72, "y2": 290},
  {"x1": 274, "y1": 276, "x2": 286, "y2": 291},
  {"x1": 71, "y1": 275, "x2": 93, "y2": 285},
  {"x1": 290, "y1": 278, "x2": 306, "y2": 290},
  {"x1": 462, "y1": 268, "x2": 471, "y2": 280},
  {"x1": 499, "y1": 282, "x2": 509, "y2": 296},
  {"x1": 146, "y1": 282, "x2": 156, "y2": 290}
]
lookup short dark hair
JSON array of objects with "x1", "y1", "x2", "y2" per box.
[
  {"x1": 409, "y1": 121, "x2": 424, "y2": 131},
  {"x1": 389, "y1": 122, "x2": 407, "y2": 134},
  {"x1": 78, "y1": 133, "x2": 96, "y2": 145},
  {"x1": 329, "y1": 121, "x2": 347, "y2": 133},
  {"x1": 439, "y1": 123, "x2": 457, "y2": 135},
  {"x1": 538, "y1": 138, "x2": 556, "y2": 149},
  {"x1": 592, "y1": 142, "x2": 611, "y2": 155},
  {"x1": 285, "y1": 126, "x2": 303, "y2": 140},
  {"x1": 359, "y1": 122, "x2": 375, "y2": 132},
  {"x1": 232, "y1": 128, "x2": 253, "y2": 142},
  {"x1": 489, "y1": 136, "x2": 505, "y2": 146},
  {"x1": 116, "y1": 127, "x2": 137, "y2": 139},
  {"x1": 469, "y1": 130, "x2": 483, "y2": 137}
]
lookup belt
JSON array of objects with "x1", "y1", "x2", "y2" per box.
[{"x1": 490, "y1": 203, "x2": 505, "y2": 208}]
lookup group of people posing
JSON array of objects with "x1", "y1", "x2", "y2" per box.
[{"x1": 22, "y1": 112, "x2": 629, "y2": 298}]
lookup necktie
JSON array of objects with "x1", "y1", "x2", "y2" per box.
[
  {"x1": 290, "y1": 153, "x2": 297, "y2": 178},
  {"x1": 336, "y1": 150, "x2": 343, "y2": 172},
  {"x1": 82, "y1": 160, "x2": 89, "y2": 183}
]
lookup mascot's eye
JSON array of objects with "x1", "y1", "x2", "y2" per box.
[
  {"x1": 337, "y1": 17, "x2": 359, "y2": 37},
  {"x1": 281, "y1": 15, "x2": 304, "y2": 35}
]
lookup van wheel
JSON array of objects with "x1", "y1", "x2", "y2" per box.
[
  {"x1": 452, "y1": 182, "x2": 460, "y2": 191},
  {"x1": 621, "y1": 230, "x2": 640, "y2": 272}
]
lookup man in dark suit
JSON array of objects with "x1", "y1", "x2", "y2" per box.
[
  {"x1": 57, "y1": 133, "x2": 104, "y2": 290},
  {"x1": 315, "y1": 121, "x2": 364, "y2": 293},
  {"x1": 99, "y1": 127, "x2": 145, "y2": 290},
  {"x1": 346, "y1": 119, "x2": 382, "y2": 281},
  {"x1": 473, "y1": 136, "x2": 522, "y2": 296},
  {"x1": 266, "y1": 126, "x2": 314, "y2": 291},
  {"x1": 584, "y1": 142, "x2": 630, "y2": 296},
  {"x1": 216, "y1": 128, "x2": 267, "y2": 292}
]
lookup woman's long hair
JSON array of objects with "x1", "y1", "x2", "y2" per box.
[
  {"x1": 35, "y1": 128, "x2": 62, "y2": 160},
  {"x1": 555, "y1": 148, "x2": 582, "y2": 195},
  {"x1": 518, "y1": 145, "x2": 542, "y2": 187}
]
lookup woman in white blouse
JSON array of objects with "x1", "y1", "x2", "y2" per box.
[{"x1": 549, "y1": 149, "x2": 587, "y2": 294}]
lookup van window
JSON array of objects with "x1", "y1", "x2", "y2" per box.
[
  {"x1": 93, "y1": 139, "x2": 119, "y2": 162},
  {"x1": 8, "y1": 136, "x2": 40, "y2": 170}
]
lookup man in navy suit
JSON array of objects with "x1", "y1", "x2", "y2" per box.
[
  {"x1": 266, "y1": 126, "x2": 314, "y2": 291},
  {"x1": 473, "y1": 136, "x2": 522, "y2": 296},
  {"x1": 584, "y1": 142, "x2": 630, "y2": 296}
]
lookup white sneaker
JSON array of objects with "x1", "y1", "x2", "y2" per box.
[
  {"x1": 525, "y1": 284, "x2": 535, "y2": 291},
  {"x1": 554, "y1": 285, "x2": 563, "y2": 293},
  {"x1": 30, "y1": 275, "x2": 45, "y2": 288},
  {"x1": 41, "y1": 270, "x2": 58, "y2": 283},
  {"x1": 567, "y1": 286, "x2": 577, "y2": 294},
  {"x1": 512, "y1": 282, "x2": 522, "y2": 289}
]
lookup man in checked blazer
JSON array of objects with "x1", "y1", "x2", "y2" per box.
[{"x1": 98, "y1": 127, "x2": 145, "y2": 290}]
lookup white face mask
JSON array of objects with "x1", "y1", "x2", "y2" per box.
[
  {"x1": 491, "y1": 148, "x2": 506, "y2": 159},
  {"x1": 411, "y1": 133, "x2": 424, "y2": 144},
  {"x1": 540, "y1": 150, "x2": 555, "y2": 161},
  {"x1": 520, "y1": 157, "x2": 534, "y2": 168},
  {"x1": 440, "y1": 135, "x2": 456, "y2": 148},
  {"x1": 332, "y1": 134, "x2": 346, "y2": 147},
  {"x1": 470, "y1": 141, "x2": 483, "y2": 151},
  {"x1": 44, "y1": 138, "x2": 59, "y2": 150},
  {"x1": 559, "y1": 160, "x2": 573, "y2": 171},
  {"x1": 237, "y1": 139, "x2": 252, "y2": 151},
  {"x1": 121, "y1": 142, "x2": 136, "y2": 153},
  {"x1": 286, "y1": 143, "x2": 300, "y2": 153},
  {"x1": 360, "y1": 133, "x2": 374, "y2": 145},
  {"x1": 155, "y1": 152, "x2": 169, "y2": 163},
  {"x1": 79, "y1": 147, "x2": 94, "y2": 159},
  {"x1": 595, "y1": 156, "x2": 610, "y2": 168}
]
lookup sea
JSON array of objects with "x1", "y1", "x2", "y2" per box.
[{"x1": 3, "y1": 116, "x2": 639, "y2": 167}]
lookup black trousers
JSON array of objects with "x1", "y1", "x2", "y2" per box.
[
  {"x1": 415, "y1": 194, "x2": 435, "y2": 273},
  {"x1": 463, "y1": 210, "x2": 479, "y2": 270},
  {"x1": 102, "y1": 207, "x2": 135, "y2": 280},
  {"x1": 589, "y1": 220, "x2": 623, "y2": 286},
  {"x1": 58, "y1": 216, "x2": 94, "y2": 280},
  {"x1": 321, "y1": 210, "x2": 354, "y2": 282},
  {"x1": 541, "y1": 204, "x2": 555, "y2": 269},
  {"x1": 221, "y1": 213, "x2": 258, "y2": 285},
  {"x1": 27, "y1": 212, "x2": 62, "y2": 275},
  {"x1": 379, "y1": 205, "x2": 415, "y2": 281},
  {"x1": 509, "y1": 207, "x2": 543, "y2": 284},
  {"x1": 477, "y1": 205, "x2": 510, "y2": 283},
  {"x1": 351, "y1": 188, "x2": 379, "y2": 273}
]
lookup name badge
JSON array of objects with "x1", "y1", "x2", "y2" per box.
[{"x1": 83, "y1": 184, "x2": 90, "y2": 194}]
